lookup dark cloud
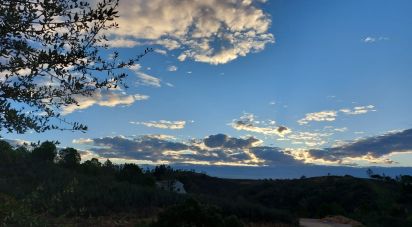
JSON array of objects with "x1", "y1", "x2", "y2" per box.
[
  {"x1": 79, "y1": 129, "x2": 412, "y2": 166},
  {"x1": 203, "y1": 134, "x2": 259, "y2": 149},
  {"x1": 277, "y1": 126, "x2": 288, "y2": 133},
  {"x1": 308, "y1": 129, "x2": 412, "y2": 162},
  {"x1": 233, "y1": 119, "x2": 253, "y2": 127},
  {"x1": 252, "y1": 146, "x2": 302, "y2": 166},
  {"x1": 91, "y1": 136, "x2": 189, "y2": 161},
  {"x1": 80, "y1": 134, "x2": 303, "y2": 166}
]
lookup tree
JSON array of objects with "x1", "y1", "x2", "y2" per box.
[
  {"x1": 31, "y1": 141, "x2": 57, "y2": 162},
  {"x1": 0, "y1": 140, "x2": 13, "y2": 152},
  {"x1": 58, "y1": 147, "x2": 80, "y2": 168},
  {"x1": 366, "y1": 168, "x2": 374, "y2": 178},
  {"x1": 0, "y1": 140, "x2": 13, "y2": 163},
  {"x1": 153, "y1": 164, "x2": 174, "y2": 180},
  {"x1": 117, "y1": 163, "x2": 154, "y2": 186},
  {"x1": 81, "y1": 157, "x2": 101, "y2": 175},
  {"x1": 117, "y1": 163, "x2": 143, "y2": 183},
  {"x1": 103, "y1": 159, "x2": 114, "y2": 169},
  {"x1": 0, "y1": 0, "x2": 151, "y2": 134}
]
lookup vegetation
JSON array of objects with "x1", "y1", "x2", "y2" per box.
[
  {"x1": 0, "y1": 0, "x2": 150, "y2": 133},
  {"x1": 1, "y1": 140, "x2": 412, "y2": 226}
]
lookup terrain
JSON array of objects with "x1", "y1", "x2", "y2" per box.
[{"x1": 1, "y1": 140, "x2": 412, "y2": 226}]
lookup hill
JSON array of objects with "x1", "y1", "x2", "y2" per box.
[{"x1": 1, "y1": 140, "x2": 412, "y2": 226}]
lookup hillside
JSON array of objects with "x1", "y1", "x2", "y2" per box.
[{"x1": 1, "y1": 140, "x2": 412, "y2": 226}]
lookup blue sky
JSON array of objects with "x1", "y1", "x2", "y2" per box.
[{"x1": 4, "y1": 0, "x2": 412, "y2": 176}]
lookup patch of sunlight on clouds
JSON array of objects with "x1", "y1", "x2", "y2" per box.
[{"x1": 102, "y1": 0, "x2": 274, "y2": 64}]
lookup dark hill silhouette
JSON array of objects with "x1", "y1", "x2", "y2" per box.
[{"x1": 1, "y1": 140, "x2": 412, "y2": 226}]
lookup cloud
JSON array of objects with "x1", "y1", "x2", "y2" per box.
[
  {"x1": 363, "y1": 37, "x2": 376, "y2": 43},
  {"x1": 72, "y1": 138, "x2": 94, "y2": 144},
  {"x1": 61, "y1": 89, "x2": 149, "y2": 115},
  {"x1": 135, "y1": 72, "x2": 162, "y2": 87},
  {"x1": 231, "y1": 113, "x2": 291, "y2": 137},
  {"x1": 333, "y1": 127, "x2": 348, "y2": 132},
  {"x1": 1, "y1": 139, "x2": 31, "y2": 147},
  {"x1": 252, "y1": 146, "x2": 302, "y2": 166},
  {"x1": 298, "y1": 105, "x2": 376, "y2": 125},
  {"x1": 298, "y1": 111, "x2": 338, "y2": 125},
  {"x1": 340, "y1": 105, "x2": 376, "y2": 115},
  {"x1": 203, "y1": 133, "x2": 261, "y2": 149},
  {"x1": 106, "y1": 0, "x2": 274, "y2": 65},
  {"x1": 307, "y1": 129, "x2": 412, "y2": 164},
  {"x1": 167, "y1": 65, "x2": 178, "y2": 72},
  {"x1": 130, "y1": 120, "x2": 187, "y2": 130},
  {"x1": 154, "y1": 49, "x2": 168, "y2": 55},
  {"x1": 74, "y1": 129, "x2": 412, "y2": 167},
  {"x1": 101, "y1": 38, "x2": 140, "y2": 48},
  {"x1": 288, "y1": 131, "x2": 332, "y2": 147},
  {"x1": 129, "y1": 64, "x2": 165, "y2": 87},
  {"x1": 75, "y1": 133, "x2": 303, "y2": 166},
  {"x1": 88, "y1": 135, "x2": 189, "y2": 161},
  {"x1": 363, "y1": 36, "x2": 389, "y2": 43}
]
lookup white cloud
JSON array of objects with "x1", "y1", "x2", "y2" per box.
[
  {"x1": 72, "y1": 138, "x2": 94, "y2": 144},
  {"x1": 62, "y1": 90, "x2": 149, "y2": 115},
  {"x1": 231, "y1": 113, "x2": 291, "y2": 137},
  {"x1": 130, "y1": 120, "x2": 187, "y2": 130},
  {"x1": 129, "y1": 64, "x2": 162, "y2": 87},
  {"x1": 298, "y1": 111, "x2": 337, "y2": 125},
  {"x1": 334, "y1": 127, "x2": 348, "y2": 132},
  {"x1": 107, "y1": 0, "x2": 274, "y2": 65},
  {"x1": 101, "y1": 38, "x2": 140, "y2": 48},
  {"x1": 167, "y1": 65, "x2": 178, "y2": 72},
  {"x1": 340, "y1": 105, "x2": 376, "y2": 115},
  {"x1": 135, "y1": 72, "x2": 162, "y2": 87},
  {"x1": 363, "y1": 36, "x2": 389, "y2": 43},
  {"x1": 154, "y1": 49, "x2": 168, "y2": 55},
  {"x1": 298, "y1": 105, "x2": 376, "y2": 125},
  {"x1": 288, "y1": 131, "x2": 332, "y2": 147},
  {"x1": 363, "y1": 37, "x2": 376, "y2": 43}
]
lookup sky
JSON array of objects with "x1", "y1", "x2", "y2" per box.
[{"x1": 3, "y1": 0, "x2": 412, "y2": 178}]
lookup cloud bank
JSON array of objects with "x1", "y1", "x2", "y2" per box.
[
  {"x1": 307, "y1": 129, "x2": 412, "y2": 164},
  {"x1": 74, "y1": 133, "x2": 300, "y2": 166}
]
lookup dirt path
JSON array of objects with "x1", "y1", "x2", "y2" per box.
[{"x1": 299, "y1": 218, "x2": 352, "y2": 227}]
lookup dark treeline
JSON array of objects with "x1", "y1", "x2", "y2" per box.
[
  {"x1": 1, "y1": 140, "x2": 412, "y2": 226},
  {"x1": 0, "y1": 140, "x2": 254, "y2": 226}
]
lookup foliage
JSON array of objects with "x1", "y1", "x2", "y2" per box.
[
  {"x1": 0, "y1": 0, "x2": 151, "y2": 134},
  {"x1": 152, "y1": 198, "x2": 244, "y2": 227},
  {"x1": 177, "y1": 172, "x2": 412, "y2": 226},
  {"x1": 58, "y1": 147, "x2": 81, "y2": 168},
  {"x1": 31, "y1": 140, "x2": 57, "y2": 162},
  {"x1": 1, "y1": 139, "x2": 412, "y2": 226},
  {"x1": 153, "y1": 164, "x2": 175, "y2": 180},
  {"x1": 117, "y1": 163, "x2": 155, "y2": 186}
]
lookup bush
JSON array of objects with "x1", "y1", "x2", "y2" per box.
[{"x1": 152, "y1": 199, "x2": 244, "y2": 227}]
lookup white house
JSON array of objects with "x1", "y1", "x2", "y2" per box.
[{"x1": 156, "y1": 179, "x2": 186, "y2": 194}]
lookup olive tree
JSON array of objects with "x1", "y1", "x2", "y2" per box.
[{"x1": 0, "y1": 0, "x2": 150, "y2": 134}]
